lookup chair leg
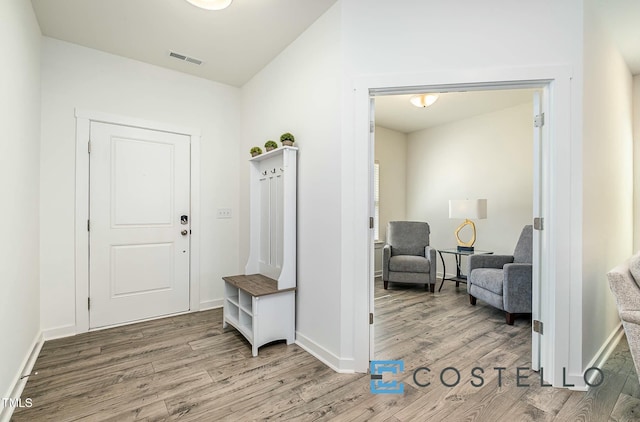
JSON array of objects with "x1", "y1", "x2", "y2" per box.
[
  {"x1": 429, "y1": 283, "x2": 435, "y2": 293},
  {"x1": 469, "y1": 295, "x2": 476, "y2": 306},
  {"x1": 505, "y1": 312, "x2": 515, "y2": 325},
  {"x1": 384, "y1": 280, "x2": 388, "y2": 289}
]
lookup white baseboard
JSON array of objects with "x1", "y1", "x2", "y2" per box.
[
  {"x1": 199, "y1": 299, "x2": 223, "y2": 311},
  {"x1": 44, "y1": 305, "x2": 221, "y2": 341},
  {"x1": 295, "y1": 331, "x2": 355, "y2": 374},
  {"x1": 566, "y1": 323, "x2": 624, "y2": 391},
  {"x1": 41, "y1": 304, "x2": 222, "y2": 344},
  {"x1": 42, "y1": 324, "x2": 77, "y2": 341},
  {"x1": 1, "y1": 331, "x2": 44, "y2": 422},
  {"x1": 588, "y1": 323, "x2": 625, "y2": 370}
]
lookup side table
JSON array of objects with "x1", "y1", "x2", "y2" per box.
[{"x1": 437, "y1": 248, "x2": 493, "y2": 292}]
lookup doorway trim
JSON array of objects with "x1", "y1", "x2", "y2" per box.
[
  {"x1": 74, "y1": 109, "x2": 201, "y2": 333},
  {"x1": 347, "y1": 65, "x2": 582, "y2": 387}
]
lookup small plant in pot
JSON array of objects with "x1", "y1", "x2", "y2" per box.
[
  {"x1": 280, "y1": 132, "x2": 295, "y2": 146},
  {"x1": 250, "y1": 146, "x2": 263, "y2": 157},
  {"x1": 264, "y1": 140, "x2": 278, "y2": 151}
]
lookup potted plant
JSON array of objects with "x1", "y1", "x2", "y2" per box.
[
  {"x1": 264, "y1": 140, "x2": 278, "y2": 151},
  {"x1": 280, "y1": 132, "x2": 295, "y2": 146},
  {"x1": 250, "y1": 146, "x2": 263, "y2": 157}
]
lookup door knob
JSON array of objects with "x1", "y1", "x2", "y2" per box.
[{"x1": 181, "y1": 230, "x2": 188, "y2": 236}]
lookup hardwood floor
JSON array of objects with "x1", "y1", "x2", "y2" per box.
[{"x1": 12, "y1": 279, "x2": 639, "y2": 421}]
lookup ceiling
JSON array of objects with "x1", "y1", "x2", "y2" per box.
[
  {"x1": 374, "y1": 90, "x2": 537, "y2": 134},
  {"x1": 30, "y1": 0, "x2": 337, "y2": 87},
  {"x1": 30, "y1": 0, "x2": 640, "y2": 89},
  {"x1": 31, "y1": 0, "x2": 640, "y2": 133}
]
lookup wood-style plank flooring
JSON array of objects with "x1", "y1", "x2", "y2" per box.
[{"x1": 12, "y1": 279, "x2": 640, "y2": 421}]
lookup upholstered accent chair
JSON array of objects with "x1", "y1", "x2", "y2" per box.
[
  {"x1": 607, "y1": 252, "x2": 640, "y2": 385},
  {"x1": 382, "y1": 221, "x2": 437, "y2": 293},
  {"x1": 467, "y1": 225, "x2": 533, "y2": 325}
]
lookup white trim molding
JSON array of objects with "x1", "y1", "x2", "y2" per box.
[
  {"x1": 42, "y1": 324, "x2": 77, "y2": 341},
  {"x1": 199, "y1": 299, "x2": 224, "y2": 311},
  {"x1": 567, "y1": 323, "x2": 625, "y2": 392},
  {"x1": 74, "y1": 109, "x2": 201, "y2": 333},
  {"x1": 0, "y1": 332, "x2": 44, "y2": 422},
  {"x1": 295, "y1": 332, "x2": 355, "y2": 374}
]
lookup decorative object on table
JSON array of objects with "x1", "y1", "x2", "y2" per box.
[
  {"x1": 280, "y1": 132, "x2": 295, "y2": 146},
  {"x1": 250, "y1": 146, "x2": 262, "y2": 157},
  {"x1": 448, "y1": 199, "x2": 487, "y2": 252},
  {"x1": 467, "y1": 225, "x2": 533, "y2": 325},
  {"x1": 382, "y1": 221, "x2": 437, "y2": 293},
  {"x1": 264, "y1": 140, "x2": 278, "y2": 151},
  {"x1": 409, "y1": 93, "x2": 439, "y2": 108}
]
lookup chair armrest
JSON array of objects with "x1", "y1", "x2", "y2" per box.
[
  {"x1": 503, "y1": 263, "x2": 532, "y2": 313},
  {"x1": 620, "y1": 310, "x2": 640, "y2": 326},
  {"x1": 425, "y1": 246, "x2": 437, "y2": 285},
  {"x1": 608, "y1": 264, "x2": 640, "y2": 319},
  {"x1": 382, "y1": 244, "x2": 391, "y2": 280},
  {"x1": 468, "y1": 254, "x2": 514, "y2": 273}
]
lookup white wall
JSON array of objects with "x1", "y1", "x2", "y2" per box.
[
  {"x1": 39, "y1": 38, "x2": 241, "y2": 334},
  {"x1": 341, "y1": 1, "x2": 582, "y2": 75},
  {"x1": 374, "y1": 126, "x2": 407, "y2": 241},
  {"x1": 0, "y1": 0, "x2": 41, "y2": 406},
  {"x1": 634, "y1": 74, "x2": 640, "y2": 251},
  {"x1": 406, "y1": 102, "x2": 534, "y2": 276},
  {"x1": 582, "y1": 1, "x2": 634, "y2": 367},
  {"x1": 376, "y1": 102, "x2": 534, "y2": 278},
  {"x1": 340, "y1": 0, "x2": 584, "y2": 375},
  {"x1": 407, "y1": 103, "x2": 533, "y2": 275},
  {"x1": 240, "y1": 5, "x2": 343, "y2": 365}
]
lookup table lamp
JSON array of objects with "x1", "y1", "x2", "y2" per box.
[{"x1": 449, "y1": 199, "x2": 487, "y2": 252}]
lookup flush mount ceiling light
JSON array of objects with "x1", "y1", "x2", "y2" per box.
[
  {"x1": 409, "y1": 93, "x2": 439, "y2": 108},
  {"x1": 185, "y1": 0, "x2": 232, "y2": 10}
]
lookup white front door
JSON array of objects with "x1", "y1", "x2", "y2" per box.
[{"x1": 89, "y1": 122, "x2": 191, "y2": 329}]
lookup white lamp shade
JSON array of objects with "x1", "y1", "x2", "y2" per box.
[
  {"x1": 185, "y1": 0, "x2": 232, "y2": 10},
  {"x1": 449, "y1": 199, "x2": 487, "y2": 220}
]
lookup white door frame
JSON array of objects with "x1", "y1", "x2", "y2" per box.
[
  {"x1": 369, "y1": 84, "x2": 547, "y2": 365},
  {"x1": 349, "y1": 66, "x2": 582, "y2": 387},
  {"x1": 368, "y1": 97, "x2": 376, "y2": 361},
  {"x1": 74, "y1": 109, "x2": 201, "y2": 333}
]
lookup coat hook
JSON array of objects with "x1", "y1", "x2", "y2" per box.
[
  {"x1": 271, "y1": 168, "x2": 276, "y2": 174},
  {"x1": 262, "y1": 170, "x2": 267, "y2": 176}
]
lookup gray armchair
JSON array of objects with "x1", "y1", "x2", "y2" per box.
[
  {"x1": 467, "y1": 225, "x2": 533, "y2": 325},
  {"x1": 382, "y1": 221, "x2": 437, "y2": 292},
  {"x1": 608, "y1": 251, "x2": 640, "y2": 386}
]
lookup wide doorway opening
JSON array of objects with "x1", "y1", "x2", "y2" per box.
[{"x1": 367, "y1": 82, "x2": 550, "y2": 381}]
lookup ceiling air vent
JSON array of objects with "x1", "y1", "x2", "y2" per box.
[{"x1": 169, "y1": 51, "x2": 203, "y2": 65}]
